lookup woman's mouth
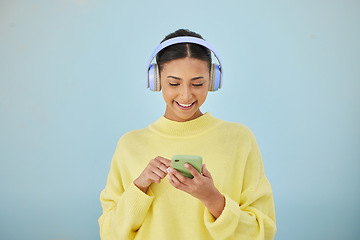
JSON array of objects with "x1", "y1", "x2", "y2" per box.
[{"x1": 175, "y1": 101, "x2": 196, "y2": 110}]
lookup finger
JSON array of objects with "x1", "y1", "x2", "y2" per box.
[
  {"x1": 152, "y1": 157, "x2": 171, "y2": 173},
  {"x1": 167, "y1": 167, "x2": 189, "y2": 184},
  {"x1": 202, "y1": 164, "x2": 212, "y2": 179},
  {"x1": 168, "y1": 174, "x2": 182, "y2": 189},
  {"x1": 167, "y1": 171, "x2": 180, "y2": 184},
  {"x1": 150, "y1": 158, "x2": 165, "y2": 170},
  {"x1": 184, "y1": 163, "x2": 201, "y2": 178},
  {"x1": 150, "y1": 160, "x2": 167, "y2": 175},
  {"x1": 156, "y1": 156, "x2": 172, "y2": 167},
  {"x1": 168, "y1": 171, "x2": 187, "y2": 189},
  {"x1": 158, "y1": 162, "x2": 169, "y2": 173},
  {"x1": 168, "y1": 174, "x2": 175, "y2": 186},
  {"x1": 152, "y1": 167, "x2": 167, "y2": 179},
  {"x1": 147, "y1": 172, "x2": 162, "y2": 184}
]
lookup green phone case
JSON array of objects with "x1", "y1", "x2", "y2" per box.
[{"x1": 171, "y1": 155, "x2": 202, "y2": 179}]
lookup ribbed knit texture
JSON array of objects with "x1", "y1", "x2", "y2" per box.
[
  {"x1": 149, "y1": 112, "x2": 223, "y2": 137},
  {"x1": 98, "y1": 113, "x2": 276, "y2": 240}
]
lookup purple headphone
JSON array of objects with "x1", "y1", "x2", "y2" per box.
[{"x1": 147, "y1": 36, "x2": 223, "y2": 91}]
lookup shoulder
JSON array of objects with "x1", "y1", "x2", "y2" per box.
[
  {"x1": 216, "y1": 119, "x2": 262, "y2": 157},
  {"x1": 115, "y1": 127, "x2": 151, "y2": 148},
  {"x1": 213, "y1": 117, "x2": 261, "y2": 150},
  {"x1": 217, "y1": 118, "x2": 255, "y2": 139}
]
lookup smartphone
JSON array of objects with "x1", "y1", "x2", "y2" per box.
[{"x1": 171, "y1": 155, "x2": 202, "y2": 179}]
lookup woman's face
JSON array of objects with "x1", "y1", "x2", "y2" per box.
[{"x1": 160, "y1": 57, "x2": 210, "y2": 122}]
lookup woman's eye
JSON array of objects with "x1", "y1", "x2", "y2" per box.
[
  {"x1": 192, "y1": 83, "x2": 203, "y2": 87},
  {"x1": 169, "y1": 83, "x2": 180, "y2": 86}
]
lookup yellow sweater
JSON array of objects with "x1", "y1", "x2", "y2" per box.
[{"x1": 98, "y1": 113, "x2": 276, "y2": 239}]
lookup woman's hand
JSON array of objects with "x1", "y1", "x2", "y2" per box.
[
  {"x1": 133, "y1": 156, "x2": 172, "y2": 193},
  {"x1": 167, "y1": 164, "x2": 225, "y2": 219}
]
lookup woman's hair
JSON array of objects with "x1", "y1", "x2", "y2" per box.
[{"x1": 156, "y1": 29, "x2": 212, "y2": 73}]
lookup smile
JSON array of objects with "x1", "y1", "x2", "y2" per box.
[{"x1": 175, "y1": 101, "x2": 196, "y2": 110}]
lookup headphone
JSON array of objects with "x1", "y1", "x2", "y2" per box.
[{"x1": 147, "y1": 36, "x2": 223, "y2": 92}]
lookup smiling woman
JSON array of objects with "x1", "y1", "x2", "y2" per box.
[
  {"x1": 161, "y1": 57, "x2": 209, "y2": 122},
  {"x1": 98, "y1": 29, "x2": 277, "y2": 240}
]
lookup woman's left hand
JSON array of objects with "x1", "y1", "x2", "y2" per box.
[{"x1": 167, "y1": 164, "x2": 225, "y2": 219}]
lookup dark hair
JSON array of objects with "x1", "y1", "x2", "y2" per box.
[{"x1": 156, "y1": 29, "x2": 212, "y2": 72}]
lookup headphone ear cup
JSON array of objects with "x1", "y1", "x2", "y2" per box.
[
  {"x1": 148, "y1": 63, "x2": 155, "y2": 91},
  {"x1": 209, "y1": 63, "x2": 221, "y2": 91},
  {"x1": 214, "y1": 64, "x2": 221, "y2": 91},
  {"x1": 148, "y1": 63, "x2": 161, "y2": 91},
  {"x1": 154, "y1": 63, "x2": 161, "y2": 91},
  {"x1": 209, "y1": 63, "x2": 216, "y2": 91}
]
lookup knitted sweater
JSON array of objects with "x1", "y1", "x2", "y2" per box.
[{"x1": 98, "y1": 112, "x2": 276, "y2": 239}]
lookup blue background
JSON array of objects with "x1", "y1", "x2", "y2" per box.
[{"x1": 1, "y1": 0, "x2": 359, "y2": 239}]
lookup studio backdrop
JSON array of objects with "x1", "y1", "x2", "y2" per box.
[{"x1": 0, "y1": 0, "x2": 359, "y2": 239}]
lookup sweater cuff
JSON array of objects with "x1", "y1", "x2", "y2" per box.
[
  {"x1": 120, "y1": 182, "x2": 155, "y2": 216},
  {"x1": 204, "y1": 193, "x2": 240, "y2": 239}
]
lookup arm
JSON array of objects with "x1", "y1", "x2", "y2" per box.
[
  {"x1": 203, "y1": 132, "x2": 277, "y2": 240},
  {"x1": 98, "y1": 150, "x2": 155, "y2": 240},
  {"x1": 98, "y1": 136, "x2": 171, "y2": 240},
  {"x1": 204, "y1": 178, "x2": 276, "y2": 240},
  {"x1": 167, "y1": 163, "x2": 225, "y2": 219},
  {"x1": 167, "y1": 131, "x2": 276, "y2": 240}
]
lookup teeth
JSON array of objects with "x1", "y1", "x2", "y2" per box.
[{"x1": 177, "y1": 101, "x2": 194, "y2": 107}]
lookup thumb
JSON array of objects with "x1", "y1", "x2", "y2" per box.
[{"x1": 202, "y1": 164, "x2": 212, "y2": 179}]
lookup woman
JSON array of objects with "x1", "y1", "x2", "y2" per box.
[{"x1": 98, "y1": 29, "x2": 276, "y2": 239}]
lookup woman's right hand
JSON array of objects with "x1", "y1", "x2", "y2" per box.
[{"x1": 133, "y1": 156, "x2": 172, "y2": 193}]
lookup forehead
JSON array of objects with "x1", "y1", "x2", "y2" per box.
[{"x1": 161, "y1": 57, "x2": 209, "y2": 74}]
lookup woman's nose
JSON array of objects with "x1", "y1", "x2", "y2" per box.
[{"x1": 180, "y1": 85, "x2": 192, "y2": 100}]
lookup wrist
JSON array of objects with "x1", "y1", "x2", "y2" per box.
[
  {"x1": 201, "y1": 189, "x2": 225, "y2": 219},
  {"x1": 133, "y1": 178, "x2": 150, "y2": 193},
  {"x1": 202, "y1": 189, "x2": 223, "y2": 206}
]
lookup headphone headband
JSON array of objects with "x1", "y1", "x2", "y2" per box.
[
  {"x1": 147, "y1": 36, "x2": 223, "y2": 89},
  {"x1": 147, "y1": 36, "x2": 222, "y2": 69}
]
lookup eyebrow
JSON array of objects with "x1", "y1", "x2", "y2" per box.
[{"x1": 167, "y1": 76, "x2": 204, "y2": 81}]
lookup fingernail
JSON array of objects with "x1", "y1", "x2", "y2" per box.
[
  {"x1": 167, "y1": 167, "x2": 172, "y2": 173},
  {"x1": 184, "y1": 163, "x2": 189, "y2": 168}
]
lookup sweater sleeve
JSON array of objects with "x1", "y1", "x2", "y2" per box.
[
  {"x1": 98, "y1": 142, "x2": 155, "y2": 240},
  {"x1": 204, "y1": 130, "x2": 277, "y2": 240}
]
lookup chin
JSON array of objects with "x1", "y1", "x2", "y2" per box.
[{"x1": 165, "y1": 103, "x2": 202, "y2": 122}]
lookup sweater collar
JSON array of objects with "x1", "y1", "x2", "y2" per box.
[{"x1": 149, "y1": 112, "x2": 222, "y2": 137}]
